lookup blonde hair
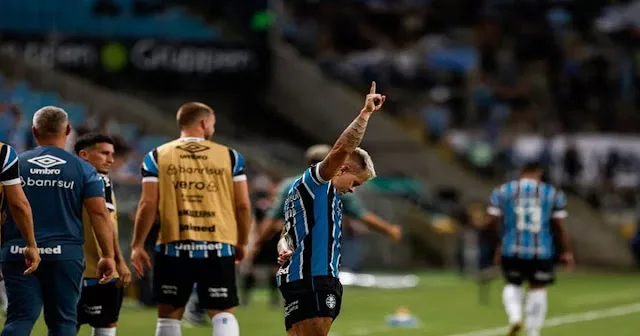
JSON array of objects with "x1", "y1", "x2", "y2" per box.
[{"x1": 353, "y1": 147, "x2": 376, "y2": 180}]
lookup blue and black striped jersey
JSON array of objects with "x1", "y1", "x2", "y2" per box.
[
  {"x1": 488, "y1": 179, "x2": 567, "y2": 260},
  {"x1": 0, "y1": 143, "x2": 20, "y2": 187},
  {"x1": 277, "y1": 165, "x2": 343, "y2": 285}
]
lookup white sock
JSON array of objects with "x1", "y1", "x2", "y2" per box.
[
  {"x1": 212, "y1": 312, "x2": 239, "y2": 336},
  {"x1": 92, "y1": 327, "x2": 117, "y2": 336},
  {"x1": 156, "y1": 318, "x2": 181, "y2": 336},
  {"x1": 502, "y1": 284, "x2": 524, "y2": 325},
  {"x1": 525, "y1": 289, "x2": 547, "y2": 336}
]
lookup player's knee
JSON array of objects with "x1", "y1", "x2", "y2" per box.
[
  {"x1": 292, "y1": 317, "x2": 332, "y2": 336},
  {"x1": 2, "y1": 307, "x2": 39, "y2": 336},
  {"x1": 7, "y1": 303, "x2": 40, "y2": 324},
  {"x1": 157, "y1": 304, "x2": 185, "y2": 319},
  {"x1": 528, "y1": 284, "x2": 546, "y2": 290},
  {"x1": 91, "y1": 321, "x2": 117, "y2": 329}
]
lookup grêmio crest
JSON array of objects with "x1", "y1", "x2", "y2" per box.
[{"x1": 176, "y1": 142, "x2": 209, "y2": 160}]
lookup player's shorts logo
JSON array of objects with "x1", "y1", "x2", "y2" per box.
[
  {"x1": 176, "y1": 142, "x2": 209, "y2": 160},
  {"x1": 27, "y1": 155, "x2": 66, "y2": 174},
  {"x1": 325, "y1": 294, "x2": 337, "y2": 309}
]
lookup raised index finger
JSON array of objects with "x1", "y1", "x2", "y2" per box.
[{"x1": 370, "y1": 81, "x2": 376, "y2": 94}]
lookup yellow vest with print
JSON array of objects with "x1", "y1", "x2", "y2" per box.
[{"x1": 156, "y1": 139, "x2": 237, "y2": 246}]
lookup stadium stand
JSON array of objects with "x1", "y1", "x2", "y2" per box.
[
  {"x1": 0, "y1": 0, "x2": 218, "y2": 40},
  {"x1": 278, "y1": 0, "x2": 640, "y2": 223},
  {"x1": 1, "y1": 1, "x2": 640, "y2": 334}
]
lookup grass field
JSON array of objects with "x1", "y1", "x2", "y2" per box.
[{"x1": 22, "y1": 271, "x2": 640, "y2": 335}]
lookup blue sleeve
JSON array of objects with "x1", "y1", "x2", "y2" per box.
[
  {"x1": 141, "y1": 149, "x2": 159, "y2": 182},
  {"x1": 0, "y1": 144, "x2": 20, "y2": 186},
  {"x1": 83, "y1": 163, "x2": 105, "y2": 199},
  {"x1": 552, "y1": 190, "x2": 567, "y2": 218},
  {"x1": 229, "y1": 148, "x2": 246, "y2": 181},
  {"x1": 342, "y1": 193, "x2": 368, "y2": 219},
  {"x1": 302, "y1": 165, "x2": 327, "y2": 188},
  {"x1": 487, "y1": 188, "x2": 502, "y2": 216}
]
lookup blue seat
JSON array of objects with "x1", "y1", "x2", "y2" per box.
[
  {"x1": 0, "y1": 0, "x2": 218, "y2": 40},
  {"x1": 40, "y1": 92, "x2": 60, "y2": 107},
  {"x1": 118, "y1": 123, "x2": 139, "y2": 141},
  {"x1": 12, "y1": 81, "x2": 31, "y2": 98},
  {"x1": 61, "y1": 102, "x2": 86, "y2": 127}
]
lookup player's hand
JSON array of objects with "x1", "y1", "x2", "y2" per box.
[
  {"x1": 235, "y1": 244, "x2": 247, "y2": 265},
  {"x1": 116, "y1": 260, "x2": 132, "y2": 288},
  {"x1": 361, "y1": 81, "x2": 386, "y2": 114},
  {"x1": 130, "y1": 247, "x2": 152, "y2": 278},
  {"x1": 276, "y1": 237, "x2": 293, "y2": 265},
  {"x1": 277, "y1": 249, "x2": 293, "y2": 265},
  {"x1": 560, "y1": 252, "x2": 575, "y2": 271},
  {"x1": 97, "y1": 257, "x2": 117, "y2": 284},
  {"x1": 23, "y1": 245, "x2": 41, "y2": 275},
  {"x1": 387, "y1": 224, "x2": 402, "y2": 241}
]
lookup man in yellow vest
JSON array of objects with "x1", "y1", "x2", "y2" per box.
[{"x1": 131, "y1": 102, "x2": 252, "y2": 336}]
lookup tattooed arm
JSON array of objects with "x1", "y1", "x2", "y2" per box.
[{"x1": 318, "y1": 82, "x2": 386, "y2": 181}]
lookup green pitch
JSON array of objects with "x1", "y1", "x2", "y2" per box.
[{"x1": 20, "y1": 272, "x2": 640, "y2": 335}]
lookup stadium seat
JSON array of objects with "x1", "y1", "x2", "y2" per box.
[{"x1": 0, "y1": 0, "x2": 217, "y2": 41}]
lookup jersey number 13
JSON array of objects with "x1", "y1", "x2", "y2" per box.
[{"x1": 514, "y1": 201, "x2": 542, "y2": 233}]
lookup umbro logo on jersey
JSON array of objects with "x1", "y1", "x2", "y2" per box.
[
  {"x1": 177, "y1": 142, "x2": 209, "y2": 160},
  {"x1": 177, "y1": 142, "x2": 209, "y2": 154},
  {"x1": 27, "y1": 155, "x2": 66, "y2": 174}
]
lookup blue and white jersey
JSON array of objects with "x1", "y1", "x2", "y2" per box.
[
  {"x1": 0, "y1": 143, "x2": 20, "y2": 216},
  {"x1": 488, "y1": 179, "x2": 567, "y2": 260},
  {"x1": 277, "y1": 165, "x2": 343, "y2": 285},
  {"x1": 0, "y1": 143, "x2": 20, "y2": 187}
]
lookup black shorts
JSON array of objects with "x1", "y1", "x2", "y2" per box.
[
  {"x1": 153, "y1": 253, "x2": 239, "y2": 310},
  {"x1": 501, "y1": 257, "x2": 556, "y2": 286},
  {"x1": 77, "y1": 282, "x2": 124, "y2": 327},
  {"x1": 254, "y1": 236, "x2": 279, "y2": 266},
  {"x1": 279, "y1": 276, "x2": 343, "y2": 331}
]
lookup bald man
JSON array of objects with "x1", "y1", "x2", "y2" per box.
[
  {"x1": 130, "y1": 102, "x2": 251, "y2": 336},
  {"x1": 1, "y1": 106, "x2": 116, "y2": 336}
]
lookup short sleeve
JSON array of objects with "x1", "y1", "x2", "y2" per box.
[
  {"x1": 342, "y1": 193, "x2": 367, "y2": 219},
  {"x1": 487, "y1": 188, "x2": 502, "y2": 216},
  {"x1": 141, "y1": 149, "x2": 159, "y2": 183},
  {"x1": 302, "y1": 165, "x2": 327, "y2": 187},
  {"x1": 83, "y1": 164, "x2": 105, "y2": 199},
  {"x1": 552, "y1": 190, "x2": 568, "y2": 219},
  {"x1": 0, "y1": 144, "x2": 20, "y2": 186},
  {"x1": 102, "y1": 175, "x2": 115, "y2": 212},
  {"x1": 228, "y1": 148, "x2": 247, "y2": 182}
]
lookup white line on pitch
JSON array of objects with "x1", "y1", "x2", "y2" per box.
[{"x1": 444, "y1": 303, "x2": 640, "y2": 336}]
